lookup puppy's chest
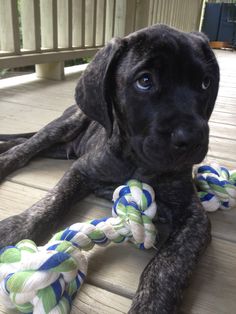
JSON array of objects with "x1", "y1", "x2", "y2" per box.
[{"x1": 71, "y1": 121, "x2": 107, "y2": 157}]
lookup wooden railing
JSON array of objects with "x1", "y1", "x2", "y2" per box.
[{"x1": 0, "y1": 0, "x2": 204, "y2": 79}]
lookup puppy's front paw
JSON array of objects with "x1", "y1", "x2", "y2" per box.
[{"x1": 0, "y1": 214, "x2": 31, "y2": 248}]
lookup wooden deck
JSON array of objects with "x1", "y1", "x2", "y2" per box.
[{"x1": 0, "y1": 50, "x2": 236, "y2": 314}]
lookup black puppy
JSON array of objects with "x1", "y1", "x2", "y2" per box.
[{"x1": 0, "y1": 25, "x2": 219, "y2": 313}]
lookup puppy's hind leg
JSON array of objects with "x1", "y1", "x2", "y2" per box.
[
  {"x1": 0, "y1": 132, "x2": 36, "y2": 153},
  {"x1": 0, "y1": 105, "x2": 89, "y2": 181},
  {"x1": 0, "y1": 138, "x2": 27, "y2": 154},
  {"x1": 0, "y1": 132, "x2": 36, "y2": 141}
]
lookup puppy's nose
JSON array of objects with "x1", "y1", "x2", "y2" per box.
[{"x1": 171, "y1": 128, "x2": 193, "y2": 150}]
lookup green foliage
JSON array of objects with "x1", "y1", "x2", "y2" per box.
[
  {"x1": 65, "y1": 57, "x2": 92, "y2": 67},
  {"x1": 0, "y1": 68, "x2": 9, "y2": 78}
]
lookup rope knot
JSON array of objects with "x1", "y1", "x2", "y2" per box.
[
  {"x1": 112, "y1": 179, "x2": 157, "y2": 249},
  {"x1": 0, "y1": 239, "x2": 87, "y2": 313},
  {"x1": 194, "y1": 163, "x2": 236, "y2": 211}
]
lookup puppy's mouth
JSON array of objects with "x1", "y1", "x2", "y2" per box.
[
  {"x1": 131, "y1": 135, "x2": 209, "y2": 173},
  {"x1": 171, "y1": 142, "x2": 208, "y2": 166}
]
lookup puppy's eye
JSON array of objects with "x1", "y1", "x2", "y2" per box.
[
  {"x1": 202, "y1": 77, "x2": 211, "y2": 90},
  {"x1": 135, "y1": 73, "x2": 153, "y2": 91}
]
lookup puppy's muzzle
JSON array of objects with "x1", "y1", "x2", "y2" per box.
[{"x1": 171, "y1": 126, "x2": 206, "y2": 152}]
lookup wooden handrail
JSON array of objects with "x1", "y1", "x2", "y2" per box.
[{"x1": 0, "y1": 0, "x2": 204, "y2": 78}]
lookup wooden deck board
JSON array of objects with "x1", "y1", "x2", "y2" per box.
[
  {"x1": 209, "y1": 122, "x2": 236, "y2": 139},
  {"x1": 0, "y1": 76, "x2": 75, "y2": 111},
  {"x1": 7, "y1": 158, "x2": 73, "y2": 191},
  {"x1": 181, "y1": 238, "x2": 236, "y2": 314},
  {"x1": 210, "y1": 110, "x2": 236, "y2": 125},
  {"x1": 208, "y1": 137, "x2": 236, "y2": 162},
  {"x1": 0, "y1": 103, "x2": 62, "y2": 133},
  {"x1": 0, "y1": 284, "x2": 132, "y2": 314},
  {"x1": 71, "y1": 284, "x2": 132, "y2": 314},
  {"x1": 0, "y1": 50, "x2": 236, "y2": 313}
]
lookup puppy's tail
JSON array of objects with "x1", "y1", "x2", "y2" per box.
[{"x1": 0, "y1": 132, "x2": 36, "y2": 141}]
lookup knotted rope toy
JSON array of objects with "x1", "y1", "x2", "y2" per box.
[
  {"x1": 195, "y1": 163, "x2": 236, "y2": 212},
  {"x1": 0, "y1": 180, "x2": 157, "y2": 314}
]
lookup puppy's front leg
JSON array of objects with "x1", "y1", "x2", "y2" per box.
[
  {"x1": 0, "y1": 157, "x2": 91, "y2": 248},
  {"x1": 129, "y1": 193, "x2": 211, "y2": 314}
]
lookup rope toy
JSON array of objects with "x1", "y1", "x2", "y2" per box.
[
  {"x1": 0, "y1": 180, "x2": 157, "y2": 314},
  {"x1": 194, "y1": 163, "x2": 236, "y2": 212}
]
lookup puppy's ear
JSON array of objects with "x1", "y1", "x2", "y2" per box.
[{"x1": 75, "y1": 38, "x2": 124, "y2": 137}]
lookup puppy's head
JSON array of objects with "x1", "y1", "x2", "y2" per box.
[{"x1": 75, "y1": 25, "x2": 219, "y2": 174}]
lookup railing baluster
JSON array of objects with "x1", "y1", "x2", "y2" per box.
[
  {"x1": 72, "y1": 0, "x2": 83, "y2": 48},
  {"x1": 0, "y1": 0, "x2": 20, "y2": 53},
  {"x1": 114, "y1": 0, "x2": 126, "y2": 37},
  {"x1": 57, "y1": 0, "x2": 71, "y2": 49},
  {"x1": 178, "y1": 0, "x2": 184, "y2": 30},
  {"x1": 40, "y1": 0, "x2": 58, "y2": 50},
  {"x1": 168, "y1": 0, "x2": 174, "y2": 26},
  {"x1": 57, "y1": 0, "x2": 72, "y2": 49},
  {"x1": 161, "y1": 0, "x2": 167, "y2": 23},
  {"x1": 81, "y1": 0, "x2": 86, "y2": 47},
  {"x1": 96, "y1": 0, "x2": 106, "y2": 46},
  {"x1": 93, "y1": 0, "x2": 97, "y2": 46},
  {"x1": 156, "y1": 0, "x2": 164, "y2": 24},
  {"x1": 164, "y1": 0, "x2": 169, "y2": 24},
  {"x1": 182, "y1": 0, "x2": 188, "y2": 30},
  {"x1": 166, "y1": 0, "x2": 172, "y2": 25},
  {"x1": 52, "y1": 0, "x2": 58, "y2": 49},
  {"x1": 125, "y1": 0, "x2": 136, "y2": 34},
  {"x1": 68, "y1": 0, "x2": 73, "y2": 48},
  {"x1": 102, "y1": 0, "x2": 107, "y2": 45},
  {"x1": 171, "y1": 0, "x2": 178, "y2": 28},
  {"x1": 105, "y1": 0, "x2": 115, "y2": 42},
  {"x1": 135, "y1": 0, "x2": 150, "y2": 31},
  {"x1": 20, "y1": 0, "x2": 41, "y2": 52},
  {"x1": 85, "y1": 0, "x2": 95, "y2": 47},
  {"x1": 182, "y1": 0, "x2": 187, "y2": 31},
  {"x1": 176, "y1": 0, "x2": 182, "y2": 29},
  {"x1": 152, "y1": 0, "x2": 159, "y2": 24},
  {"x1": 148, "y1": 0, "x2": 154, "y2": 26},
  {"x1": 11, "y1": 0, "x2": 21, "y2": 53},
  {"x1": 34, "y1": 0, "x2": 41, "y2": 51}
]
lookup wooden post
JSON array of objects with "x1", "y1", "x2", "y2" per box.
[{"x1": 35, "y1": 62, "x2": 65, "y2": 80}]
